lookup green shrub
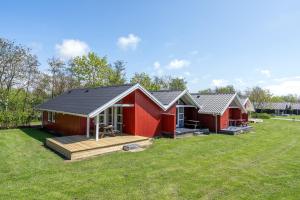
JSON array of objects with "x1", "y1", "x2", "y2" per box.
[{"x1": 252, "y1": 112, "x2": 271, "y2": 119}]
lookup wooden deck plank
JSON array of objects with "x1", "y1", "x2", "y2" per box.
[{"x1": 46, "y1": 134, "x2": 150, "y2": 159}]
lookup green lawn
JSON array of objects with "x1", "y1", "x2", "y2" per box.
[
  {"x1": 1, "y1": 120, "x2": 300, "y2": 199},
  {"x1": 273, "y1": 115, "x2": 300, "y2": 120}
]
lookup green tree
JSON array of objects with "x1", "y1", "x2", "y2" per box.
[
  {"x1": 130, "y1": 72, "x2": 160, "y2": 90},
  {"x1": 168, "y1": 77, "x2": 187, "y2": 90},
  {"x1": 69, "y1": 52, "x2": 112, "y2": 87},
  {"x1": 109, "y1": 60, "x2": 127, "y2": 85},
  {"x1": 215, "y1": 85, "x2": 236, "y2": 94},
  {"x1": 245, "y1": 86, "x2": 272, "y2": 109},
  {"x1": 198, "y1": 88, "x2": 214, "y2": 94}
]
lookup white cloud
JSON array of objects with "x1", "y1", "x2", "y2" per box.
[
  {"x1": 235, "y1": 78, "x2": 245, "y2": 85},
  {"x1": 212, "y1": 79, "x2": 229, "y2": 87},
  {"x1": 266, "y1": 80, "x2": 300, "y2": 95},
  {"x1": 55, "y1": 39, "x2": 89, "y2": 59},
  {"x1": 167, "y1": 59, "x2": 190, "y2": 69},
  {"x1": 266, "y1": 76, "x2": 300, "y2": 95},
  {"x1": 117, "y1": 34, "x2": 141, "y2": 50},
  {"x1": 259, "y1": 69, "x2": 271, "y2": 78},
  {"x1": 153, "y1": 61, "x2": 164, "y2": 76},
  {"x1": 153, "y1": 61, "x2": 161, "y2": 70},
  {"x1": 184, "y1": 71, "x2": 191, "y2": 76}
]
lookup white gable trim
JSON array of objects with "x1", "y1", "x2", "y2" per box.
[
  {"x1": 88, "y1": 84, "x2": 166, "y2": 118},
  {"x1": 220, "y1": 93, "x2": 247, "y2": 115}
]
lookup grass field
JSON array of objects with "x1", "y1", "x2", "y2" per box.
[
  {"x1": 273, "y1": 115, "x2": 300, "y2": 120},
  {"x1": 1, "y1": 120, "x2": 300, "y2": 199}
]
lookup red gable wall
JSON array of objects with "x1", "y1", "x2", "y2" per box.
[{"x1": 123, "y1": 89, "x2": 176, "y2": 137}]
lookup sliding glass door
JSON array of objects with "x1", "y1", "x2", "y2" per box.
[{"x1": 176, "y1": 107, "x2": 184, "y2": 128}]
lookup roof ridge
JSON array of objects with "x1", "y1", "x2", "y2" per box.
[
  {"x1": 68, "y1": 84, "x2": 135, "y2": 91},
  {"x1": 150, "y1": 90, "x2": 184, "y2": 92}
]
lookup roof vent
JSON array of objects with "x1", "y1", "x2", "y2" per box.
[
  {"x1": 84, "y1": 89, "x2": 89, "y2": 93},
  {"x1": 197, "y1": 95, "x2": 200, "y2": 98},
  {"x1": 68, "y1": 90, "x2": 72, "y2": 94}
]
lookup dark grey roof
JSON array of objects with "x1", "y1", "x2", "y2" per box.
[
  {"x1": 36, "y1": 84, "x2": 134, "y2": 116},
  {"x1": 256, "y1": 102, "x2": 289, "y2": 110},
  {"x1": 192, "y1": 93, "x2": 236, "y2": 115},
  {"x1": 239, "y1": 97, "x2": 255, "y2": 112},
  {"x1": 239, "y1": 98, "x2": 248, "y2": 106},
  {"x1": 150, "y1": 90, "x2": 184, "y2": 105},
  {"x1": 292, "y1": 103, "x2": 300, "y2": 110},
  {"x1": 257, "y1": 102, "x2": 300, "y2": 110}
]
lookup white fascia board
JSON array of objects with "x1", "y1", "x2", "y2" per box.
[
  {"x1": 235, "y1": 94, "x2": 248, "y2": 113},
  {"x1": 165, "y1": 90, "x2": 202, "y2": 111},
  {"x1": 88, "y1": 84, "x2": 166, "y2": 118},
  {"x1": 220, "y1": 93, "x2": 237, "y2": 116},
  {"x1": 37, "y1": 108, "x2": 87, "y2": 117}
]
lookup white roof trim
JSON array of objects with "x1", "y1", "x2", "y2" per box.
[
  {"x1": 165, "y1": 90, "x2": 202, "y2": 110},
  {"x1": 88, "y1": 84, "x2": 166, "y2": 117},
  {"x1": 38, "y1": 108, "x2": 87, "y2": 117}
]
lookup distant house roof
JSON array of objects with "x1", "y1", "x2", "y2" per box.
[
  {"x1": 36, "y1": 84, "x2": 167, "y2": 117},
  {"x1": 239, "y1": 97, "x2": 255, "y2": 112},
  {"x1": 151, "y1": 91, "x2": 184, "y2": 105},
  {"x1": 191, "y1": 93, "x2": 247, "y2": 115},
  {"x1": 292, "y1": 103, "x2": 300, "y2": 110},
  {"x1": 256, "y1": 102, "x2": 300, "y2": 110},
  {"x1": 151, "y1": 90, "x2": 201, "y2": 108}
]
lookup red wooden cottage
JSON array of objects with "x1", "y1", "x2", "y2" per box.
[
  {"x1": 36, "y1": 84, "x2": 201, "y2": 140},
  {"x1": 239, "y1": 97, "x2": 255, "y2": 121},
  {"x1": 188, "y1": 93, "x2": 248, "y2": 132}
]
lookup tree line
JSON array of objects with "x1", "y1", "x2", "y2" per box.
[
  {"x1": 1, "y1": 37, "x2": 298, "y2": 128},
  {"x1": 0, "y1": 38, "x2": 186, "y2": 128}
]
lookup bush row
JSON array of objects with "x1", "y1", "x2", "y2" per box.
[
  {"x1": 251, "y1": 112, "x2": 271, "y2": 119},
  {"x1": 0, "y1": 111, "x2": 38, "y2": 129}
]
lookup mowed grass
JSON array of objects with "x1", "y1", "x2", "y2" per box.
[
  {"x1": 0, "y1": 120, "x2": 300, "y2": 200},
  {"x1": 273, "y1": 115, "x2": 300, "y2": 120}
]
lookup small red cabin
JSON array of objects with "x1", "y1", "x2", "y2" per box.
[{"x1": 37, "y1": 84, "x2": 200, "y2": 139}]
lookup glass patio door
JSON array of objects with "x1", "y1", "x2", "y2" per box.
[
  {"x1": 176, "y1": 107, "x2": 184, "y2": 128},
  {"x1": 114, "y1": 107, "x2": 123, "y2": 133},
  {"x1": 103, "y1": 107, "x2": 123, "y2": 132}
]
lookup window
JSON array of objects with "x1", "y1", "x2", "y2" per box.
[{"x1": 48, "y1": 112, "x2": 55, "y2": 123}]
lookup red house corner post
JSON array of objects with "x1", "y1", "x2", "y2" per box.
[{"x1": 214, "y1": 113, "x2": 218, "y2": 134}]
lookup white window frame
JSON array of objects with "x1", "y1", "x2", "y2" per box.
[
  {"x1": 52, "y1": 112, "x2": 55, "y2": 123},
  {"x1": 48, "y1": 112, "x2": 55, "y2": 123}
]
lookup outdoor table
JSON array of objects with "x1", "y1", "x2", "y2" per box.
[{"x1": 185, "y1": 120, "x2": 200, "y2": 129}]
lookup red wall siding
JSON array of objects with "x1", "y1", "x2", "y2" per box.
[
  {"x1": 134, "y1": 89, "x2": 176, "y2": 137},
  {"x1": 229, "y1": 108, "x2": 242, "y2": 119},
  {"x1": 219, "y1": 108, "x2": 229, "y2": 130},
  {"x1": 122, "y1": 92, "x2": 136, "y2": 135},
  {"x1": 161, "y1": 114, "x2": 176, "y2": 133},
  {"x1": 242, "y1": 113, "x2": 249, "y2": 121},
  {"x1": 42, "y1": 111, "x2": 86, "y2": 135},
  {"x1": 185, "y1": 107, "x2": 230, "y2": 132}
]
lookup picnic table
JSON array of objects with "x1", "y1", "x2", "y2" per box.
[
  {"x1": 229, "y1": 119, "x2": 248, "y2": 127},
  {"x1": 185, "y1": 120, "x2": 200, "y2": 129}
]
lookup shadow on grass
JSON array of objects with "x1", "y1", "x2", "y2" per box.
[{"x1": 20, "y1": 128, "x2": 54, "y2": 143}]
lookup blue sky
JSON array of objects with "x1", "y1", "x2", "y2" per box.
[{"x1": 1, "y1": 0, "x2": 300, "y2": 94}]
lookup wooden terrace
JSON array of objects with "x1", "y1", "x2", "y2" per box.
[{"x1": 46, "y1": 134, "x2": 151, "y2": 160}]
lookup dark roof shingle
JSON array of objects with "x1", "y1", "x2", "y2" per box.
[
  {"x1": 150, "y1": 90, "x2": 184, "y2": 105},
  {"x1": 36, "y1": 84, "x2": 134, "y2": 116},
  {"x1": 192, "y1": 93, "x2": 236, "y2": 115}
]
